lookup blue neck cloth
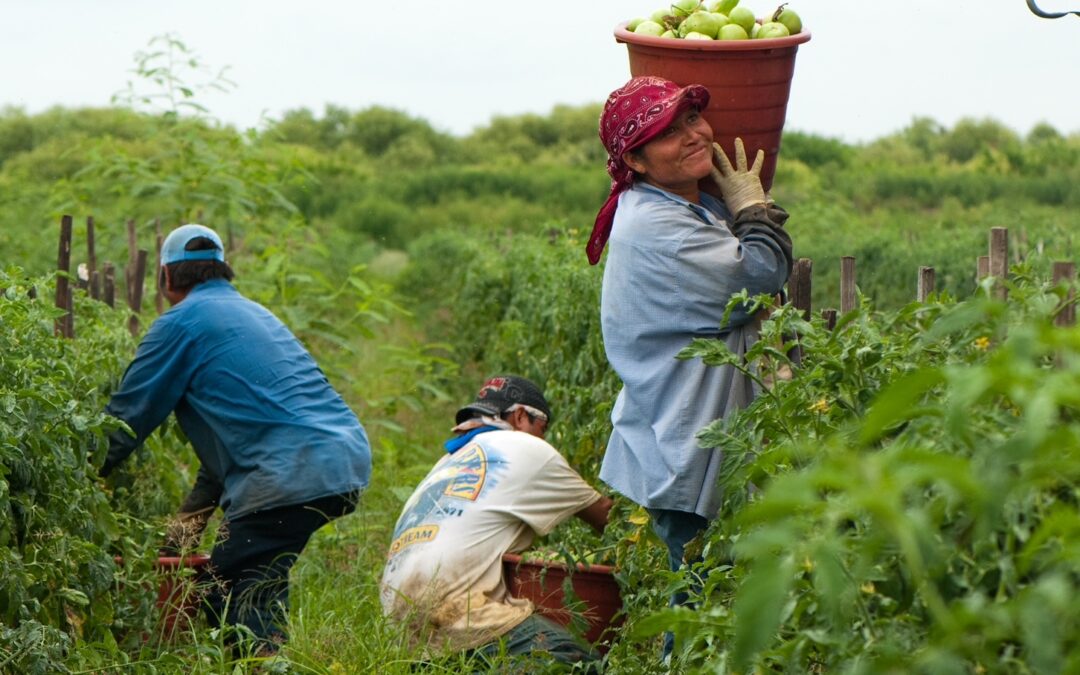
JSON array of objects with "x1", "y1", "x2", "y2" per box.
[{"x1": 444, "y1": 425, "x2": 500, "y2": 454}]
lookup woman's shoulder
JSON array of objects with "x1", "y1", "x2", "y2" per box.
[
  {"x1": 612, "y1": 186, "x2": 733, "y2": 257},
  {"x1": 615, "y1": 186, "x2": 692, "y2": 236},
  {"x1": 619, "y1": 184, "x2": 684, "y2": 213}
]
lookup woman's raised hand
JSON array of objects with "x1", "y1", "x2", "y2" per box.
[{"x1": 709, "y1": 137, "x2": 766, "y2": 215}]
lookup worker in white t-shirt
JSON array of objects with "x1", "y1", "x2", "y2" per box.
[{"x1": 380, "y1": 375, "x2": 613, "y2": 666}]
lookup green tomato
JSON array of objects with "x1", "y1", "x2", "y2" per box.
[
  {"x1": 661, "y1": 29, "x2": 678, "y2": 38},
  {"x1": 683, "y1": 31, "x2": 714, "y2": 39},
  {"x1": 670, "y1": 0, "x2": 701, "y2": 17},
  {"x1": 678, "y1": 10, "x2": 724, "y2": 38},
  {"x1": 707, "y1": 0, "x2": 739, "y2": 13},
  {"x1": 626, "y1": 17, "x2": 646, "y2": 31},
  {"x1": 756, "y1": 20, "x2": 791, "y2": 38},
  {"x1": 727, "y1": 5, "x2": 756, "y2": 32},
  {"x1": 750, "y1": 21, "x2": 761, "y2": 38},
  {"x1": 718, "y1": 23, "x2": 749, "y2": 39},
  {"x1": 650, "y1": 8, "x2": 674, "y2": 27},
  {"x1": 634, "y1": 19, "x2": 666, "y2": 36},
  {"x1": 774, "y1": 6, "x2": 802, "y2": 34}
]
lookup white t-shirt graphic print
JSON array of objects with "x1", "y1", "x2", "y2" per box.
[{"x1": 380, "y1": 429, "x2": 601, "y2": 651}]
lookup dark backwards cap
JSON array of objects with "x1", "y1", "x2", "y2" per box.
[{"x1": 455, "y1": 375, "x2": 552, "y2": 425}]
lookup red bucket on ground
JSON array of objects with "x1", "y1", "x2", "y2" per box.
[
  {"x1": 502, "y1": 553, "x2": 623, "y2": 652},
  {"x1": 113, "y1": 553, "x2": 212, "y2": 640},
  {"x1": 155, "y1": 554, "x2": 212, "y2": 638},
  {"x1": 615, "y1": 24, "x2": 811, "y2": 191}
]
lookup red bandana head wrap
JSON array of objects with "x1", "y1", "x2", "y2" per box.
[{"x1": 587, "y1": 76, "x2": 710, "y2": 265}]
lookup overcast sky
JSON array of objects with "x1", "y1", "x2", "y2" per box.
[{"x1": 2, "y1": 0, "x2": 1078, "y2": 143}]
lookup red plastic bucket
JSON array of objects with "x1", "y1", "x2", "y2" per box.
[
  {"x1": 155, "y1": 554, "x2": 212, "y2": 638},
  {"x1": 615, "y1": 24, "x2": 811, "y2": 191},
  {"x1": 113, "y1": 553, "x2": 212, "y2": 640},
  {"x1": 502, "y1": 553, "x2": 623, "y2": 651}
]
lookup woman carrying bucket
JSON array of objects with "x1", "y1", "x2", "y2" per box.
[{"x1": 588, "y1": 75, "x2": 793, "y2": 661}]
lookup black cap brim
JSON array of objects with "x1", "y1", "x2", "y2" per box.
[{"x1": 455, "y1": 402, "x2": 501, "y2": 425}]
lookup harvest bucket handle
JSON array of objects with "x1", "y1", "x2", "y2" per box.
[{"x1": 1026, "y1": 0, "x2": 1080, "y2": 18}]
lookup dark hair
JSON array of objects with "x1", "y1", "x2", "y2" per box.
[
  {"x1": 626, "y1": 146, "x2": 646, "y2": 177},
  {"x1": 163, "y1": 237, "x2": 235, "y2": 292}
]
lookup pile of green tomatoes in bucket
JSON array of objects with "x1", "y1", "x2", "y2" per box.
[{"x1": 627, "y1": 0, "x2": 804, "y2": 40}]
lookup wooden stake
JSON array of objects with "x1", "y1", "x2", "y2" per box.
[
  {"x1": 917, "y1": 266, "x2": 936, "y2": 302},
  {"x1": 1053, "y1": 261, "x2": 1076, "y2": 328},
  {"x1": 977, "y1": 255, "x2": 990, "y2": 282},
  {"x1": 989, "y1": 227, "x2": 1008, "y2": 300},
  {"x1": 128, "y1": 250, "x2": 148, "y2": 336},
  {"x1": 789, "y1": 258, "x2": 812, "y2": 320},
  {"x1": 840, "y1": 256, "x2": 856, "y2": 314},
  {"x1": 103, "y1": 263, "x2": 116, "y2": 308},
  {"x1": 87, "y1": 216, "x2": 100, "y2": 300},
  {"x1": 55, "y1": 215, "x2": 73, "y2": 338},
  {"x1": 784, "y1": 258, "x2": 813, "y2": 366},
  {"x1": 126, "y1": 219, "x2": 137, "y2": 306},
  {"x1": 822, "y1": 309, "x2": 838, "y2": 331}
]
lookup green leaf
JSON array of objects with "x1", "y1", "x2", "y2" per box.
[
  {"x1": 920, "y1": 299, "x2": 991, "y2": 345},
  {"x1": 810, "y1": 539, "x2": 850, "y2": 626},
  {"x1": 732, "y1": 554, "x2": 793, "y2": 668},
  {"x1": 859, "y1": 368, "x2": 944, "y2": 445},
  {"x1": 58, "y1": 588, "x2": 89, "y2": 606},
  {"x1": 629, "y1": 605, "x2": 706, "y2": 639}
]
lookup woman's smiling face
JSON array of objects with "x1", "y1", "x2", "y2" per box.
[{"x1": 622, "y1": 107, "x2": 714, "y2": 202}]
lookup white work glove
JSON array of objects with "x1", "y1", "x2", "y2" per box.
[{"x1": 710, "y1": 137, "x2": 766, "y2": 215}]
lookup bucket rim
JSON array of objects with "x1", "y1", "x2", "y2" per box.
[
  {"x1": 113, "y1": 553, "x2": 213, "y2": 568},
  {"x1": 615, "y1": 22, "x2": 811, "y2": 51},
  {"x1": 502, "y1": 552, "x2": 617, "y2": 576},
  {"x1": 156, "y1": 553, "x2": 212, "y2": 569}
]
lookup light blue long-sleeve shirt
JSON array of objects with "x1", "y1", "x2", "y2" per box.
[
  {"x1": 598, "y1": 183, "x2": 791, "y2": 519},
  {"x1": 104, "y1": 279, "x2": 371, "y2": 519}
]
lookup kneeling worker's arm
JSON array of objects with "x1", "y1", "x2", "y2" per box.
[{"x1": 576, "y1": 495, "x2": 614, "y2": 534}]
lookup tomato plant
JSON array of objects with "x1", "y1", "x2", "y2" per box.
[{"x1": 643, "y1": 268, "x2": 1080, "y2": 672}]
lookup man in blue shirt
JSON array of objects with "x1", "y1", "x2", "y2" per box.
[{"x1": 101, "y1": 224, "x2": 372, "y2": 651}]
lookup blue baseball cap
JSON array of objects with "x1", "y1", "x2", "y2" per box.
[{"x1": 160, "y1": 224, "x2": 225, "y2": 267}]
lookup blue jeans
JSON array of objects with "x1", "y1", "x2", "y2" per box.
[
  {"x1": 474, "y1": 613, "x2": 600, "y2": 670},
  {"x1": 647, "y1": 507, "x2": 709, "y2": 659}
]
